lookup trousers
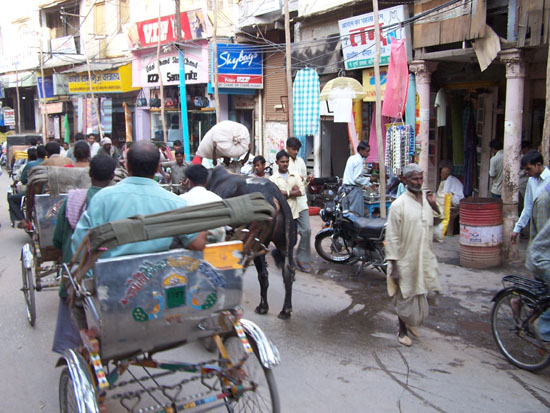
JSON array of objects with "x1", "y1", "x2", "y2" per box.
[
  {"x1": 343, "y1": 185, "x2": 365, "y2": 217},
  {"x1": 296, "y1": 208, "x2": 311, "y2": 264}
]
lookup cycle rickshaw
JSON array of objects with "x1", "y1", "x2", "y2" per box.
[
  {"x1": 21, "y1": 166, "x2": 92, "y2": 326},
  {"x1": 57, "y1": 193, "x2": 281, "y2": 412}
]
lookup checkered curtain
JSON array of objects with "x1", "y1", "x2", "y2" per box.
[{"x1": 293, "y1": 68, "x2": 320, "y2": 160}]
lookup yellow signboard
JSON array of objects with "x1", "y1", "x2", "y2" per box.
[
  {"x1": 67, "y1": 64, "x2": 138, "y2": 94},
  {"x1": 362, "y1": 67, "x2": 388, "y2": 102}
]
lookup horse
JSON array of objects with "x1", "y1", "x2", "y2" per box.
[{"x1": 207, "y1": 166, "x2": 296, "y2": 319}]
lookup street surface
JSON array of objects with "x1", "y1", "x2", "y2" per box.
[{"x1": 0, "y1": 170, "x2": 549, "y2": 412}]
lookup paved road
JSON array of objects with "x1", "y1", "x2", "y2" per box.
[{"x1": 0, "y1": 170, "x2": 548, "y2": 412}]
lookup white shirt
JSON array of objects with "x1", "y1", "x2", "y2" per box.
[
  {"x1": 89, "y1": 142, "x2": 100, "y2": 157},
  {"x1": 180, "y1": 186, "x2": 222, "y2": 206},
  {"x1": 434, "y1": 89, "x2": 448, "y2": 127},
  {"x1": 288, "y1": 156, "x2": 309, "y2": 212},
  {"x1": 514, "y1": 167, "x2": 550, "y2": 233},
  {"x1": 437, "y1": 175, "x2": 464, "y2": 207},
  {"x1": 489, "y1": 150, "x2": 504, "y2": 195},
  {"x1": 342, "y1": 153, "x2": 370, "y2": 187}
]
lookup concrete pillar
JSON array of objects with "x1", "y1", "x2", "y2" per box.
[
  {"x1": 500, "y1": 49, "x2": 525, "y2": 262},
  {"x1": 409, "y1": 60, "x2": 437, "y2": 186}
]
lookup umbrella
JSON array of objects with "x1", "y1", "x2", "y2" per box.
[{"x1": 319, "y1": 76, "x2": 366, "y2": 101}]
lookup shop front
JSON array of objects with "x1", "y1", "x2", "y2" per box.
[
  {"x1": 63, "y1": 62, "x2": 139, "y2": 141},
  {"x1": 211, "y1": 43, "x2": 262, "y2": 152},
  {"x1": 131, "y1": 41, "x2": 212, "y2": 152}
]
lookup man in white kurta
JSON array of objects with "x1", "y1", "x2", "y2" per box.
[{"x1": 385, "y1": 164, "x2": 441, "y2": 346}]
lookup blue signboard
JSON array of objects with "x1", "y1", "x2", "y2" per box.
[
  {"x1": 37, "y1": 76, "x2": 54, "y2": 99},
  {"x1": 214, "y1": 44, "x2": 263, "y2": 89}
]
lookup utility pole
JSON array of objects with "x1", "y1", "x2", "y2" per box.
[
  {"x1": 213, "y1": 0, "x2": 220, "y2": 123},
  {"x1": 157, "y1": 3, "x2": 168, "y2": 146},
  {"x1": 373, "y1": 0, "x2": 386, "y2": 218},
  {"x1": 284, "y1": 0, "x2": 293, "y2": 137},
  {"x1": 175, "y1": 0, "x2": 191, "y2": 160},
  {"x1": 542, "y1": 39, "x2": 550, "y2": 166},
  {"x1": 15, "y1": 68, "x2": 22, "y2": 134}
]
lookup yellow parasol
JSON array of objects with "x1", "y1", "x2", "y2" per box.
[{"x1": 319, "y1": 77, "x2": 366, "y2": 101}]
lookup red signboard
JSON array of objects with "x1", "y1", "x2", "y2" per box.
[
  {"x1": 136, "y1": 11, "x2": 209, "y2": 48},
  {"x1": 216, "y1": 74, "x2": 263, "y2": 89}
]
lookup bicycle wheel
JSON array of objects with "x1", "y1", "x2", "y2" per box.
[
  {"x1": 21, "y1": 258, "x2": 36, "y2": 327},
  {"x1": 59, "y1": 367, "x2": 80, "y2": 413},
  {"x1": 491, "y1": 289, "x2": 550, "y2": 371},
  {"x1": 315, "y1": 229, "x2": 352, "y2": 263},
  {"x1": 222, "y1": 335, "x2": 280, "y2": 412}
]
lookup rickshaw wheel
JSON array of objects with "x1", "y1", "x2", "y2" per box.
[
  {"x1": 221, "y1": 335, "x2": 280, "y2": 413},
  {"x1": 21, "y1": 259, "x2": 36, "y2": 327},
  {"x1": 59, "y1": 367, "x2": 80, "y2": 413}
]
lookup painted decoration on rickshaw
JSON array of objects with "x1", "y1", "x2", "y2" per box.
[{"x1": 92, "y1": 242, "x2": 243, "y2": 360}]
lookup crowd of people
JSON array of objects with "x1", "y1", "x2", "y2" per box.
[{"x1": 6, "y1": 132, "x2": 550, "y2": 351}]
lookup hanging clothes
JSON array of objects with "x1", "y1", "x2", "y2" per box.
[
  {"x1": 293, "y1": 68, "x2": 320, "y2": 160},
  {"x1": 366, "y1": 106, "x2": 390, "y2": 163},
  {"x1": 462, "y1": 102, "x2": 478, "y2": 197},
  {"x1": 385, "y1": 124, "x2": 415, "y2": 176},
  {"x1": 434, "y1": 88, "x2": 448, "y2": 127},
  {"x1": 450, "y1": 97, "x2": 465, "y2": 165},
  {"x1": 405, "y1": 74, "x2": 416, "y2": 131},
  {"x1": 381, "y1": 39, "x2": 409, "y2": 118}
]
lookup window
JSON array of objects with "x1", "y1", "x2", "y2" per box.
[
  {"x1": 119, "y1": 0, "x2": 130, "y2": 33},
  {"x1": 94, "y1": 1, "x2": 105, "y2": 36}
]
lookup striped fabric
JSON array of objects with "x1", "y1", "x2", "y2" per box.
[{"x1": 293, "y1": 68, "x2": 320, "y2": 159}]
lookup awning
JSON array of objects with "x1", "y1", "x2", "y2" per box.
[{"x1": 61, "y1": 59, "x2": 133, "y2": 74}]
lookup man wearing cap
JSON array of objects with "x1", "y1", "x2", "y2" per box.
[{"x1": 97, "y1": 137, "x2": 121, "y2": 164}]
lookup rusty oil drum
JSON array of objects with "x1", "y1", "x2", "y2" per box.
[{"x1": 459, "y1": 198, "x2": 503, "y2": 269}]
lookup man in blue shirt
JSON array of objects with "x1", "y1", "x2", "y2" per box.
[
  {"x1": 511, "y1": 150, "x2": 550, "y2": 243},
  {"x1": 71, "y1": 141, "x2": 206, "y2": 258},
  {"x1": 342, "y1": 141, "x2": 373, "y2": 216}
]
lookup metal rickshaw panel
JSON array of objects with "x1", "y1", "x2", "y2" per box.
[
  {"x1": 90, "y1": 242, "x2": 244, "y2": 361},
  {"x1": 33, "y1": 193, "x2": 67, "y2": 250}
]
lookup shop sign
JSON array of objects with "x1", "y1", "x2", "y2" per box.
[
  {"x1": 134, "y1": 10, "x2": 209, "y2": 48},
  {"x1": 3, "y1": 108, "x2": 15, "y2": 126},
  {"x1": 67, "y1": 64, "x2": 138, "y2": 93},
  {"x1": 361, "y1": 67, "x2": 388, "y2": 102},
  {"x1": 215, "y1": 44, "x2": 263, "y2": 89},
  {"x1": 51, "y1": 36, "x2": 77, "y2": 55},
  {"x1": 37, "y1": 76, "x2": 55, "y2": 99},
  {"x1": 338, "y1": 5, "x2": 408, "y2": 70},
  {"x1": 136, "y1": 50, "x2": 207, "y2": 87},
  {"x1": 41, "y1": 102, "x2": 64, "y2": 114}
]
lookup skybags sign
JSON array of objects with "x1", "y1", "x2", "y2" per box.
[{"x1": 215, "y1": 44, "x2": 263, "y2": 89}]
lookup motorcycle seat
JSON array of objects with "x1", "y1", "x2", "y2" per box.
[{"x1": 353, "y1": 217, "x2": 386, "y2": 239}]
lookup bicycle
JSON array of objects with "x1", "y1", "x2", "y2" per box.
[{"x1": 491, "y1": 275, "x2": 550, "y2": 371}]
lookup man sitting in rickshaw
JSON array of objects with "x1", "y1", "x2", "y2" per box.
[
  {"x1": 52, "y1": 155, "x2": 117, "y2": 354},
  {"x1": 71, "y1": 140, "x2": 206, "y2": 259}
]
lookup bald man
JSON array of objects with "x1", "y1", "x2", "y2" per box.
[{"x1": 437, "y1": 167, "x2": 464, "y2": 207}]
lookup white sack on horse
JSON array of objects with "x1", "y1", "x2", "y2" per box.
[{"x1": 197, "y1": 120, "x2": 250, "y2": 159}]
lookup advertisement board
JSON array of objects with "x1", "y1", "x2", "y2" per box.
[
  {"x1": 339, "y1": 5, "x2": 408, "y2": 70},
  {"x1": 215, "y1": 44, "x2": 263, "y2": 89}
]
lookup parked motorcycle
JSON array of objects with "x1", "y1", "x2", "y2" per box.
[
  {"x1": 315, "y1": 188, "x2": 387, "y2": 274},
  {"x1": 307, "y1": 176, "x2": 341, "y2": 208}
]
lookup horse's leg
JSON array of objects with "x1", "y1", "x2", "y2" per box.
[{"x1": 253, "y1": 255, "x2": 269, "y2": 315}]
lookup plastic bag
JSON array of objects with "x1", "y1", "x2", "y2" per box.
[{"x1": 381, "y1": 39, "x2": 409, "y2": 118}]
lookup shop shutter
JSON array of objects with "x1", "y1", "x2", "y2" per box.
[{"x1": 264, "y1": 52, "x2": 287, "y2": 122}]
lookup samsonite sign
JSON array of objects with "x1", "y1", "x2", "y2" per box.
[{"x1": 215, "y1": 44, "x2": 263, "y2": 89}]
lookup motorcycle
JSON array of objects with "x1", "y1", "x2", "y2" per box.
[
  {"x1": 307, "y1": 176, "x2": 341, "y2": 208},
  {"x1": 315, "y1": 188, "x2": 387, "y2": 274}
]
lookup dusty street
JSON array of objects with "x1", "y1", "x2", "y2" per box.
[{"x1": 0, "y1": 170, "x2": 548, "y2": 412}]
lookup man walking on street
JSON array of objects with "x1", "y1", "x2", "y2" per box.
[
  {"x1": 385, "y1": 164, "x2": 441, "y2": 346},
  {"x1": 161, "y1": 149, "x2": 190, "y2": 194},
  {"x1": 342, "y1": 141, "x2": 373, "y2": 216},
  {"x1": 511, "y1": 150, "x2": 550, "y2": 243},
  {"x1": 286, "y1": 137, "x2": 312, "y2": 273}
]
